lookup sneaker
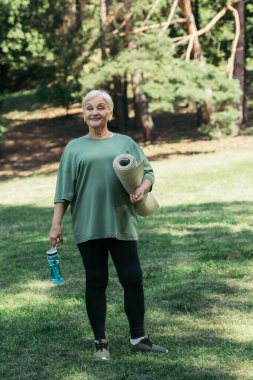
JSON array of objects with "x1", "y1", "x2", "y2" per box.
[
  {"x1": 130, "y1": 336, "x2": 168, "y2": 354},
  {"x1": 94, "y1": 339, "x2": 110, "y2": 360}
]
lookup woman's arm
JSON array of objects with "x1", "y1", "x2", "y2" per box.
[{"x1": 49, "y1": 202, "x2": 70, "y2": 246}]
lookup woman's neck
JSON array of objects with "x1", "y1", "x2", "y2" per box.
[{"x1": 86, "y1": 127, "x2": 112, "y2": 139}]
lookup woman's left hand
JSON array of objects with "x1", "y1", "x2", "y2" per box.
[{"x1": 130, "y1": 186, "x2": 145, "y2": 204}]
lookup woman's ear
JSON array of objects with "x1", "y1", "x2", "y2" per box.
[{"x1": 108, "y1": 111, "x2": 113, "y2": 121}]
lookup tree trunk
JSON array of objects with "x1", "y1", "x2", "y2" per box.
[
  {"x1": 100, "y1": 0, "x2": 108, "y2": 60},
  {"x1": 113, "y1": 77, "x2": 128, "y2": 131},
  {"x1": 180, "y1": 0, "x2": 203, "y2": 61},
  {"x1": 233, "y1": 0, "x2": 247, "y2": 128},
  {"x1": 123, "y1": 78, "x2": 129, "y2": 123},
  {"x1": 75, "y1": 0, "x2": 83, "y2": 55},
  {"x1": 117, "y1": 0, "x2": 155, "y2": 141},
  {"x1": 180, "y1": 0, "x2": 214, "y2": 125},
  {"x1": 132, "y1": 71, "x2": 157, "y2": 141},
  {"x1": 101, "y1": 0, "x2": 128, "y2": 131},
  {"x1": 0, "y1": 64, "x2": 9, "y2": 91}
]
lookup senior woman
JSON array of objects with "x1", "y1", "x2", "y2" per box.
[{"x1": 49, "y1": 89, "x2": 167, "y2": 360}]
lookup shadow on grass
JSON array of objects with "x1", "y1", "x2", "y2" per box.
[
  {"x1": 0, "y1": 112, "x2": 85, "y2": 180},
  {"x1": 1, "y1": 201, "x2": 253, "y2": 379}
]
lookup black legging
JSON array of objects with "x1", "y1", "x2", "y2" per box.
[{"x1": 78, "y1": 238, "x2": 145, "y2": 340}]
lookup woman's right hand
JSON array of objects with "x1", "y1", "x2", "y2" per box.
[{"x1": 49, "y1": 224, "x2": 63, "y2": 247}]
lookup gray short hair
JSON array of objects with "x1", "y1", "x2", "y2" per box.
[{"x1": 81, "y1": 90, "x2": 114, "y2": 111}]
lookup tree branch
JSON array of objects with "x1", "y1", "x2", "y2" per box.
[
  {"x1": 141, "y1": 0, "x2": 162, "y2": 28},
  {"x1": 172, "y1": 0, "x2": 241, "y2": 46},
  {"x1": 227, "y1": 4, "x2": 241, "y2": 79},
  {"x1": 105, "y1": 4, "x2": 125, "y2": 27},
  {"x1": 113, "y1": 18, "x2": 186, "y2": 36},
  {"x1": 159, "y1": 0, "x2": 179, "y2": 37},
  {"x1": 172, "y1": 5, "x2": 228, "y2": 45},
  {"x1": 185, "y1": 35, "x2": 195, "y2": 61}
]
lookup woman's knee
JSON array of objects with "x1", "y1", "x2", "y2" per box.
[
  {"x1": 119, "y1": 268, "x2": 143, "y2": 290},
  {"x1": 86, "y1": 271, "x2": 108, "y2": 290}
]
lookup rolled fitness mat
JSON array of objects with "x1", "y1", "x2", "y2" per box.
[{"x1": 113, "y1": 153, "x2": 159, "y2": 216}]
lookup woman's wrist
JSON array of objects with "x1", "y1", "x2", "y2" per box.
[
  {"x1": 137, "y1": 186, "x2": 145, "y2": 195},
  {"x1": 138, "y1": 179, "x2": 152, "y2": 194},
  {"x1": 51, "y1": 221, "x2": 62, "y2": 228}
]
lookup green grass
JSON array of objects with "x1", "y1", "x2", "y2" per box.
[{"x1": 1, "y1": 146, "x2": 253, "y2": 380}]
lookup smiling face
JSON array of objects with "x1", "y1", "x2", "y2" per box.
[{"x1": 83, "y1": 95, "x2": 113, "y2": 130}]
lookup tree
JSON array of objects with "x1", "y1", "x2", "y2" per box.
[
  {"x1": 180, "y1": 0, "x2": 203, "y2": 61},
  {"x1": 232, "y1": 0, "x2": 247, "y2": 129},
  {"x1": 79, "y1": 0, "x2": 241, "y2": 139},
  {"x1": 99, "y1": 0, "x2": 156, "y2": 139},
  {"x1": 99, "y1": 0, "x2": 129, "y2": 131},
  {"x1": 172, "y1": 0, "x2": 247, "y2": 135},
  {"x1": 132, "y1": 69, "x2": 156, "y2": 141},
  {"x1": 0, "y1": 0, "x2": 55, "y2": 90},
  {"x1": 0, "y1": 0, "x2": 244, "y2": 140},
  {"x1": 180, "y1": 0, "x2": 214, "y2": 127}
]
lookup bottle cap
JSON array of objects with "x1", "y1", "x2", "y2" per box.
[{"x1": 46, "y1": 246, "x2": 58, "y2": 255}]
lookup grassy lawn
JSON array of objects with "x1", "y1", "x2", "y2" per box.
[{"x1": 1, "y1": 141, "x2": 253, "y2": 380}]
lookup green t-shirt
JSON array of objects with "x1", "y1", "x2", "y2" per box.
[{"x1": 54, "y1": 133, "x2": 155, "y2": 243}]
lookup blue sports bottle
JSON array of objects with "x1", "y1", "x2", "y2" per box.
[{"x1": 46, "y1": 246, "x2": 64, "y2": 285}]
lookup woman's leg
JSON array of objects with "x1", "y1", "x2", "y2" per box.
[
  {"x1": 78, "y1": 239, "x2": 109, "y2": 340},
  {"x1": 108, "y1": 239, "x2": 145, "y2": 339}
]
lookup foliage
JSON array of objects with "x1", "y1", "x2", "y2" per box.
[
  {"x1": 0, "y1": 123, "x2": 7, "y2": 145},
  {"x1": 0, "y1": 0, "x2": 250, "y2": 136},
  {"x1": 0, "y1": 0, "x2": 52, "y2": 68},
  {"x1": 190, "y1": 0, "x2": 234, "y2": 65},
  {"x1": 0, "y1": 0, "x2": 97, "y2": 100},
  {"x1": 79, "y1": 33, "x2": 241, "y2": 135},
  {"x1": 246, "y1": 3, "x2": 253, "y2": 62},
  {"x1": 199, "y1": 109, "x2": 240, "y2": 138}
]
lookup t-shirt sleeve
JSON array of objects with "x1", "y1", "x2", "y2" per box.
[
  {"x1": 54, "y1": 146, "x2": 77, "y2": 203},
  {"x1": 130, "y1": 139, "x2": 155, "y2": 186}
]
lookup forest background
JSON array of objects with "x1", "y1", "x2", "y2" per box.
[{"x1": 0, "y1": 0, "x2": 252, "y2": 148}]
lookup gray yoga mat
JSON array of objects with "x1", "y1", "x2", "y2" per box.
[{"x1": 113, "y1": 153, "x2": 159, "y2": 216}]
